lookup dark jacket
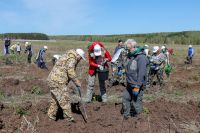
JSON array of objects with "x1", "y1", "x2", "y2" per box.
[
  {"x1": 4, "y1": 39, "x2": 11, "y2": 48},
  {"x1": 25, "y1": 45, "x2": 33, "y2": 55},
  {"x1": 36, "y1": 48, "x2": 46, "y2": 62},
  {"x1": 126, "y1": 52, "x2": 148, "y2": 88}
]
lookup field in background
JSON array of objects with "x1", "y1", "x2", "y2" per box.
[{"x1": 0, "y1": 40, "x2": 199, "y2": 133}]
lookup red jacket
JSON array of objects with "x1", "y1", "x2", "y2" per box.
[{"x1": 88, "y1": 42, "x2": 112, "y2": 76}]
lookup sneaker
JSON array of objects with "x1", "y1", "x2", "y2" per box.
[
  {"x1": 66, "y1": 117, "x2": 75, "y2": 123},
  {"x1": 101, "y1": 94, "x2": 107, "y2": 103},
  {"x1": 84, "y1": 99, "x2": 91, "y2": 103}
]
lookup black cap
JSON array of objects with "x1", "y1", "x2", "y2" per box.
[{"x1": 118, "y1": 39, "x2": 123, "y2": 43}]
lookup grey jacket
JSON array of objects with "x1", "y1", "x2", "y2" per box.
[{"x1": 126, "y1": 52, "x2": 148, "y2": 88}]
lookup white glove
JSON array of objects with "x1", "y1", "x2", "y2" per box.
[
  {"x1": 98, "y1": 65, "x2": 104, "y2": 70},
  {"x1": 90, "y1": 53, "x2": 94, "y2": 57}
]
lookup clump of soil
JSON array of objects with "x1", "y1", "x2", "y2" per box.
[{"x1": 0, "y1": 119, "x2": 4, "y2": 129}]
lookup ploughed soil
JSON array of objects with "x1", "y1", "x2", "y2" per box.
[{"x1": 0, "y1": 58, "x2": 200, "y2": 133}]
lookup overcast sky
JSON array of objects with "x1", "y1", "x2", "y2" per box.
[{"x1": 0, "y1": 0, "x2": 200, "y2": 35}]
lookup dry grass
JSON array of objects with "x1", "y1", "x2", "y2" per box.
[{"x1": 1, "y1": 40, "x2": 200, "y2": 104}]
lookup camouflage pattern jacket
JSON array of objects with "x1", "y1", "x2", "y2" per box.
[
  {"x1": 150, "y1": 53, "x2": 167, "y2": 69},
  {"x1": 47, "y1": 49, "x2": 81, "y2": 88}
]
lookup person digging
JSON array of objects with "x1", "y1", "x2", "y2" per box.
[{"x1": 47, "y1": 49, "x2": 86, "y2": 122}]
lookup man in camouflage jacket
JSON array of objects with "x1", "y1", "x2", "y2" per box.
[{"x1": 47, "y1": 49, "x2": 85, "y2": 122}]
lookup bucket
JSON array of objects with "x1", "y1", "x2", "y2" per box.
[{"x1": 98, "y1": 70, "x2": 109, "y2": 81}]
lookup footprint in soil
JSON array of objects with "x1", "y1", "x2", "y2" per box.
[
  {"x1": 93, "y1": 106, "x2": 100, "y2": 111},
  {"x1": 13, "y1": 79, "x2": 19, "y2": 85}
]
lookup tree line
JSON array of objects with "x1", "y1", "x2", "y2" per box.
[
  {"x1": 1, "y1": 31, "x2": 200, "y2": 45},
  {"x1": 50, "y1": 31, "x2": 200, "y2": 45},
  {"x1": 0, "y1": 33, "x2": 49, "y2": 40}
]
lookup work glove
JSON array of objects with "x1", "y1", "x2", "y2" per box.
[
  {"x1": 76, "y1": 86, "x2": 82, "y2": 97},
  {"x1": 90, "y1": 53, "x2": 95, "y2": 58},
  {"x1": 117, "y1": 71, "x2": 123, "y2": 76},
  {"x1": 101, "y1": 59, "x2": 108, "y2": 66},
  {"x1": 132, "y1": 87, "x2": 139, "y2": 96},
  {"x1": 98, "y1": 65, "x2": 104, "y2": 71},
  {"x1": 104, "y1": 58, "x2": 109, "y2": 63}
]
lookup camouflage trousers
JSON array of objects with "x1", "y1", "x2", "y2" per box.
[
  {"x1": 47, "y1": 84, "x2": 75, "y2": 120},
  {"x1": 149, "y1": 68, "x2": 164, "y2": 86},
  {"x1": 108, "y1": 64, "x2": 126, "y2": 87}
]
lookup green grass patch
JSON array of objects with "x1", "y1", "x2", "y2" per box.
[
  {"x1": 0, "y1": 90, "x2": 5, "y2": 100},
  {"x1": 144, "y1": 95, "x2": 156, "y2": 101},
  {"x1": 25, "y1": 76, "x2": 38, "y2": 81},
  {"x1": 175, "y1": 90, "x2": 185, "y2": 97},
  {"x1": 197, "y1": 96, "x2": 200, "y2": 102},
  {"x1": 143, "y1": 107, "x2": 150, "y2": 114},
  {"x1": 31, "y1": 86, "x2": 43, "y2": 95},
  {"x1": 15, "y1": 106, "x2": 28, "y2": 116}
]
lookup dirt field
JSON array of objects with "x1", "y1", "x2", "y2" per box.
[{"x1": 0, "y1": 40, "x2": 200, "y2": 133}]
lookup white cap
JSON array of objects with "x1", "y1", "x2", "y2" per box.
[
  {"x1": 152, "y1": 46, "x2": 159, "y2": 53},
  {"x1": 53, "y1": 54, "x2": 61, "y2": 60},
  {"x1": 144, "y1": 44, "x2": 149, "y2": 48},
  {"x1": 161, "y1": 46, "x2": 165, "y2": 50},
  {"x1": 44, "y1": 46, "x2": 48, "y2": 50},
  {"x1": 25, "y1": 42, "x2": 29, "y2": 46},
  {"x1": 93, "y1": 44, "x2": 102, "y2": 56},
  {"x1": 76, "y1": 49, "x2": 86, "y2": 60},
  {"x1": 189, "y1": 45, "x2": 192, "y2": 48}
]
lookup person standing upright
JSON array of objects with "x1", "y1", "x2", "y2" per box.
[
  {"x1": 16, "y1": 42, "x2": 21, "y2": 55},
  {"x1": 187, "y1": 45, "x2": 194, "y2": 64},
  {"x1": 4, "y1": 38, "x2": 11, "y2": 55},
  {"x1": 122, "y1": 39, "x2": 148, "y2": 119},
  {"x1": 4, "y1": 38, "x2": 12, "y2": 64},
  {"x1": 24, "y1": 42, "x2": 33, "y2": 64}
]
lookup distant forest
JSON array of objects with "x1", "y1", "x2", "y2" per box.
[
  {"x1": 1, "y1": 31, "x2": 200, "y2": 45},
  {"x1": 0, "y1": 33, "x2": 49, "y2": 40},
  {"x1": 50, "y1": 31, "x2": 200, "y2": 45}
]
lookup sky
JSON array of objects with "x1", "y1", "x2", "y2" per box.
[{"x1": 0, "y1": 0, "x2": 200, "y2": 35}]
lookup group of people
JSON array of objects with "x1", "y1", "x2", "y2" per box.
[
  {"x1": 3, "y1": 38, "x2": 191, "y2": 122},
  {"x1": 47, "y1": 39, "x2": 174, "y2": 122},
  {"x1": 3, "y1": 38, "x2": 48, "y2": 69},
  {"x1": 108, "y1": 40, "x2": 172, "y2": 89}
]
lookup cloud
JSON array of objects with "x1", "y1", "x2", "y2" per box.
[{"x1": 0, "y1": 0, "x2": 94, "y2": 34}]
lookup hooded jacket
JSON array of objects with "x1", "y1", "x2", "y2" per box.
[
  {"x1": 126, "y1": 49, "x2": 148, "y2": 88},
  {"x1": 36, "y1": 48, "x2": 46, "y2": 62}
]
